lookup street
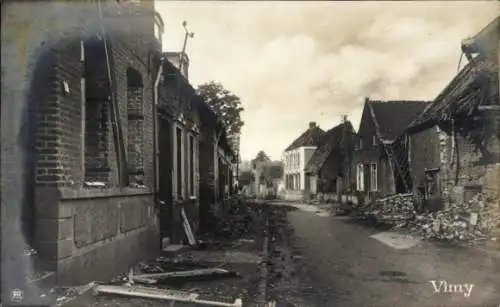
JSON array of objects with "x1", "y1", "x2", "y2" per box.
[{"x1": 265, "y1": 201, "x2": 500, "y2": 307}]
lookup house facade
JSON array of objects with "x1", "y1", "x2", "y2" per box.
[
  {"x1": 352, "y1": 98, "x2": 428, "y2": 203},
  {"x1": 157, "y1": 56, "x2": 202, "y2": 246},
  {"x1": 2, "y1": 0, "x2": 165, "y2": 286},
  {"x1": 282, "y1": 122, "x2": 325, "y2": 200},
  {"x1": 304, "y1": 120, "x2": 356, "y2": 200}
]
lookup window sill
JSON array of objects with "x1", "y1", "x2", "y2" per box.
[{"x1": 59, "y1": 186, "x2": 154, "y2": 200}]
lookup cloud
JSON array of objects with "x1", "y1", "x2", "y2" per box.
[{"x1": 156, "y1": 1, "x2": 498, "y2": 160}]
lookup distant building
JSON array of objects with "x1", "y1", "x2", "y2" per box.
[
  {"x1": 282, "y1": 122, "x2": 325, "y2": 201},
  {"x1": 352, "y1": 98, "x2": 428, "y2": 203},
  {"x1": 304, "y1": 120, "x2": 356, "y2": 200}
]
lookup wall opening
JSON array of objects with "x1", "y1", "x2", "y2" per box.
[
  {"x1": 176, "y1": 126, "x2": 183, "y2": 198},
  {"x1": 189, "y1": 134, "x2": 195, "y2": 197},
  {"x1": 126, "y1": 67, "x2": 144, "y2": 186},
  {"x1": 84, "y1": 38, "x2": 111, "y2": 183}
]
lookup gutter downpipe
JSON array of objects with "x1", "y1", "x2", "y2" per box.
[{"x1": 154, "y1": 56, "x2": 166, "y2": 203}]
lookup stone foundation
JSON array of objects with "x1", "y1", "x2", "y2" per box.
[{"x1": 35, "y1": 187, "x2": 159, "y2": 285}]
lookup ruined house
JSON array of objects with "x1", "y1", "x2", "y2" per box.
[
  {"x1": 304, "y1": 120, "x2": 356, "y2": 200},
  {"x1": 352, "y1": 98, "x2": 428, "y2": 202},
  {"x1": 282, "y1": 122, "x2": 325, "y2": 201},
  {"x1": 156, "y1": 56, "x2": 202, "y2": 246},
  {"x1": 2, "y1": 0, "x2": 165, "y2": 286},
  {"x1": 193, "y1": 94, "x2": 236, "y2": 233},
  {"x1": 406, "y1": 16, "x2": 500, "y2": 209}
]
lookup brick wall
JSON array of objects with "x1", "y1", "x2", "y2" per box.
[
  {"x1": 436, "y1": 115, "x2": 500, "y2": 205},
  {"x1": 409, "y1": 127, "x2": 441, "y2": 191},
  {"x1": 2, "y1": 0, "x2": 162, "y2": 286}
]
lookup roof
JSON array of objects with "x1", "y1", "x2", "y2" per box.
[
  {"x1": 462, "y1": 16, "x2": 499, "y2": 57},
  {"x1": 304, "y1": 121, "x2": 355, "y2": 175},
  {"x1": 285, "y1": 125, "x2": 326, "y2": 151},
  {"x1": 367, "y1": 100, "x2": 429, "y2": 142},
  {"x1": 163, "y1": 57, "x2": 235, "y2": 158},
  {"x1": 408, "y1": 56, "x2": 499, "y2": 133}
]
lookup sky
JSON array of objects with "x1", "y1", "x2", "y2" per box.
[{"x1": 155, "y1": 1, "x2": 498, "y2": 161}]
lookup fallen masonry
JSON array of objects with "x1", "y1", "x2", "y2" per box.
[{"x1": 354, "y1": 192, "x2": 500, "y2": 243}]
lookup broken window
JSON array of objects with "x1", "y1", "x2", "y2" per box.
[
  {"x1": 126, "y1": 67, "x2": 145, "y2": 186},
  {"x1": 83, "y1": 39, "x2": 111, "y2": 184},
  {"x1": 370, "y1": 163, "x2": 378, "y2": 191}
]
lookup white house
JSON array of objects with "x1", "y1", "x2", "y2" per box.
[{"x1": 282, "y1": 122, "x2": 325, "y2": 200}]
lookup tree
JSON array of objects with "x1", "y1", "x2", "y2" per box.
[{"x1": 197, "y1": 81, "x2": 244, "y2": 156}]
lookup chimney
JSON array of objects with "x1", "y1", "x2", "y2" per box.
[
  {"x1": 365, "y1": 96, "x2": 370, "y2": 104},
  {"x1": 309, "y1": 122, "x2": 316, "y2": 129},
  {"x1": 165, "y1": 52, "x2": 190, "y2": 80}
]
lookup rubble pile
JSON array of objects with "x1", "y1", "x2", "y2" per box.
[
  {"x1": 408, "y1": 193, "x2": 499, "y2": 241},
  {"x1": 371, "y1": 193, "x2": 416, "y2": 223}
]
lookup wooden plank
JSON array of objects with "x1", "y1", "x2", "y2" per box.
[
  {"x1": 181, "y1": 206, "x2": 197, "y2": 245},
  {"x1": 95, "y1": 285, "x2": 243, "y2": 307},
  {"x1": 134, "y1": 268, "x2": 231, "y2": 280}
]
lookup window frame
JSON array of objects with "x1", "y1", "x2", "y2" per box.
[
  {"x1": 356, "y1": 163, "x2": 364, "y2": 191},
  {"x1": 173, "y1": 124, "x2": 185, "y2": 199},
  {"x1": 370, "y1": 162, "x2": 378, "y2": 191}
]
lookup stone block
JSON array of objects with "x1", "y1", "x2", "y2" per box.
[
  {"x1": 38, "y1": 239, "x2": 74, "y2": 261},
  {"x1": 120, "y1": 197, "x2": 150, "y2": 233},
  {"x1": 73, "y1": 199, "x2": 119, "y2": 248},
  {"x1": 36, "y1": 217, "x2": 73, "y2": 242}
]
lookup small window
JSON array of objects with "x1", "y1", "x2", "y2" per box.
[
  {"x1": 359, "y1": 139, "x2": 363, "y2": 150},
  {"x1": 372, "y1": 135, "x2": 377, "y2": 146}
]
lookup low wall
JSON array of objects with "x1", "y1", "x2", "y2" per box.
[
  {"x1": 280, "y1": 190, "x2": 306, "y2": 201},
  {"x1": 35, "y1": 187, "x2": 159, "y2": 285}
]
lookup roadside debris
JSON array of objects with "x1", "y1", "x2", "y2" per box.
[
  {"x1": 408, "y1": 193, "x2": 499, "y2": 241},
  {"x1": 94, "y1": 284, "x2": 243, "y2": 307},
  {"x1": 354, "y1": 192, "x2": 500, "y2": 243}
]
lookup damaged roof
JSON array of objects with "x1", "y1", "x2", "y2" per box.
[
  {"x1": 367, "y1": 100, "x2": 429, "y2": 142},
  {"x1": 305, "y1": 121, "x2": 355, "y2": 175},
  {"x1": 462, "y1": 15, "x2": 499, "y2": 57},
  {"x1": 285, "y1": 123, "x2": 326, "y2": 152},
  {"x1": 408, "y1": 56, "x2": 499, "y2": 133}
]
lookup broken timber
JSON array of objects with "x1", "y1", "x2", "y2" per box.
[
  {"x1": 95, "y1": 284, "x2": 243, "y2": 307},
  {"x1": 181, "y1": 206, "x2": 197, "y2": 245},
  {"x1": 134, "y1": 268, "x2": 235, "y2": 280}
]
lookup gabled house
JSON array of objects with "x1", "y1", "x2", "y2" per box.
[
  {"x1": 406, "y1": 16, "x2": 499, "y2": 209},
  {"x1": 353, "y1": 98, "x2": 428, "y2": 202},
  {"x1": 282, "y1": 122, "x2": 326, "y2": 200},
  {"x1": 304, "y1": 120, "x2": 356, "y2": 200}
]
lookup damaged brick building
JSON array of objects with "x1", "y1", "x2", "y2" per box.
[
  {"x1": 406, "y1": 16, "x2": 500, "y2": 212},
  {"x1": 2, "y1": 0, "x2": 236, "y2": 289},
  {"x1": 352, "y1": 98, "x2": 428, "y2": 203},
  {"x1": 2, "y1": 0, "x2": 165, "y2": 286}
]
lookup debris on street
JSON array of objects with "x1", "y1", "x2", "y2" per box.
[
  {"x1": 352, "y1": 192, "x2": 500, "y2": 243},
  {"x1": 134, "y1": 268, "x2": 237, "y2": 281},
  {"x1": 407, "y1": 193, "x2": 500, "y2": 241}
]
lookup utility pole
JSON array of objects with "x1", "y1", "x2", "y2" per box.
[{"x1": 179, "y1": 20, "x2": 194, "y2": 74}]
